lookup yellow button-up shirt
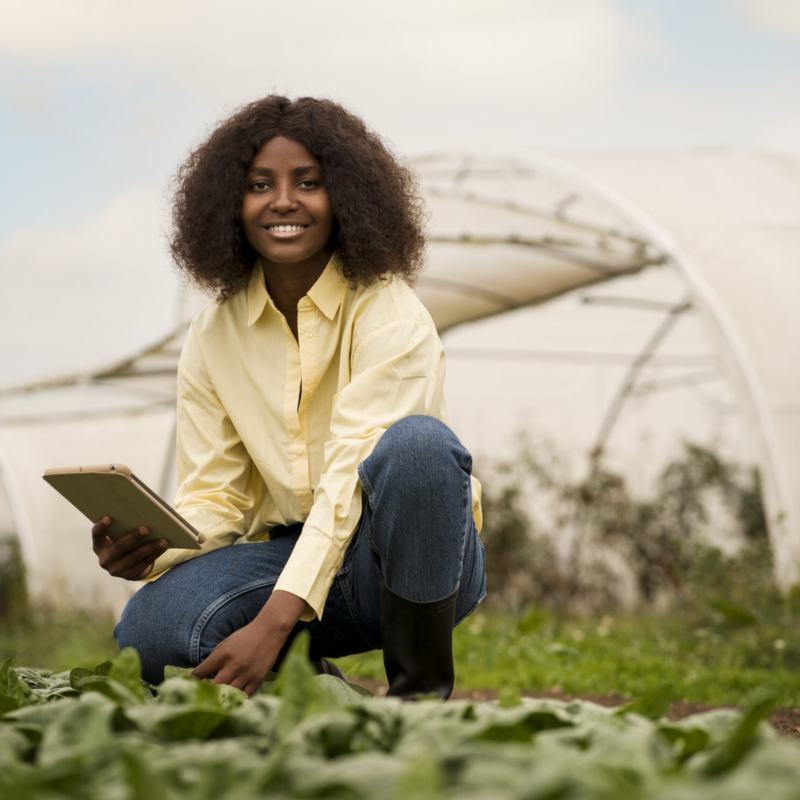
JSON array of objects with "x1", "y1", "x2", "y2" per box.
[{"x1": 145, "y1": 252, "x2": 482, "y2": 621}]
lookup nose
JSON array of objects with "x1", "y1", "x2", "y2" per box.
[{"x1": 269, "y1": 180, "x2": 299, "y2": 213}]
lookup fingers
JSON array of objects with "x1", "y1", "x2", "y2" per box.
[
  {"x1": 210, "y1": 668, "x2": 252, "y2": 696},
  {"x1": 192, "y1": 666, "x2": 267, "y2": 698},
  {"x1": 130, "y1": 560, "x2": 156, "y2": 581},
  {"x1": 211, "y1": 668, "x2": 241, "y2": 687},
  {"x1": 91, "y1": 516, "x2": 112, "y2": 552},
  {"x1": 100, "y1": 526, "x2": 151, "y2": 566},
  {"x1": 207, "y1": 655, "x2": 267, "y2": 696},
  {"x1": 115, "y1": 558, "x2": 157, "y2": 582},
  {"x1": 92, "y1": 517, "x2": 146, "y2": 556},
  {"x1": 191, "y1": 650, "x2": 223, "y2": 681},
  {"x1": 106, "y1": 539, "x2": 168, "y2": 579},
  {"x1": 227, "y1": 676, "x2": 251, "y2": 694},
  {"x1": 192, "y1": 651, "x2": 249, "y2": 690},
  {"x1": 91, "y1": 515, "x2": 111, "y2": 536}
]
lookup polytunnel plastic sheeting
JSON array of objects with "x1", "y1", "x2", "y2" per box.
[
  {"x1": 552, "y1": 149, "x2": 800, "y2": 588},
  {"x1": 412, "y1": 154, "x2": 664, "y2": 331},
  {"x1": 0, "y1": 149, "x2": 798, "y2": 610},
  {"x1": 0, "y1": 154, "x2": 663, "y2": 612},
  {"x1": 0, "y1": 405, "x2": 176, "y2": 615}
]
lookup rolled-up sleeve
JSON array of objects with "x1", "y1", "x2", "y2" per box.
[
  {"x1": 273, "y1": 312, "x2": 444, "y2": 621},
  {"x1": 143, "y1": 324, "x2": 257, "y2": 580}
]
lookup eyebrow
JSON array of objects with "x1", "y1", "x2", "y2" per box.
[{"x1": 247, "y1": 165, "x2": 320, "y2": 177}]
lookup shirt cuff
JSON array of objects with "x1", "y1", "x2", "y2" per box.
[
  {"x1": 273, "y1": 532, "x2": 343, "y2": 622},
  {"x1": 470, "y1": 475, "x2": 483, "y2": 534},
  {"x1": 139, "y1": 565, "x2": 172, "y2": 583}
]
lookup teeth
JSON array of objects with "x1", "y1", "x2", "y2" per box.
[{"x1": 268, "y1": 224, "x2": 305, "y2": 232}]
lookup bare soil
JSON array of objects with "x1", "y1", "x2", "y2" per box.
[{"x1": 353, "y1": 679, "x2": 800, "y2": 739}]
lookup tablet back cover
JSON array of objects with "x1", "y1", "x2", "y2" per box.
[{"x1": 43, "y1": 465, "x2": 202, "y2": 550}]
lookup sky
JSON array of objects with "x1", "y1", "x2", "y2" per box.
[{"x1": 2, "y1": 0, "x2": 800, "y2": 387}]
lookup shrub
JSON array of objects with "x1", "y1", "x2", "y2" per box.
[
  {"x1": 0, "y1": 537, "x2": 27, "y2": 622},
  {"x1": 478, "y1": 437, "x2": 770, "y2": 615}
]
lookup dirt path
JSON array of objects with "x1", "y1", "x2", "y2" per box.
[{"x1": 353, "y1": 680, "x2": 800, "y2": 739}]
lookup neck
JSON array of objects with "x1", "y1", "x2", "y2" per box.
[{"x1": 262, "y1": 249, "x2": 332, "y2": 319}]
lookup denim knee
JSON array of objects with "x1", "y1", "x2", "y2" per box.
[
  {"x1": 114, "y1": 586, "x2": 194, "y2": 685},
  {"x1": 367, "y1": 415, "x2": 472, "y2": 490},
  {"x1": 356, "y1": 415, "x2": 475, "y2": 602}
]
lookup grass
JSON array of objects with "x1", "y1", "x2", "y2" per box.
[
  {"x1": 336, "y1": 607, "x2": 800, "y2": 708},
  {"x1": 3, "y1": 605, "x2": 799, "y2": 708},
  {"x1": 0, "y1": 610, "x2": 119, "y2": 673}
]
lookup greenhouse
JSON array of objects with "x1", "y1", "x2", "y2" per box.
[{"x1": 1, "y1": 149, "x2": 798, "y2": 613}]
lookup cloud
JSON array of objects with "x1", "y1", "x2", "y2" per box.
[
  {"x1": 1, "y1": 188, "x2": 184, "y2": 385},
  {"x1": 0, "y1": 0, "x2": 659, "y2": 107},
  {"x1": 2, "y1": 187, "x2": 170, "y2": 281},
  {"x1": 755, "y1": 112, "x2": 800, "y2": 151},
  {"x1": 736, "y1": 0, "x2": 800, "y2": 37}
]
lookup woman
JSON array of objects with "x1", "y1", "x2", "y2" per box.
[{"x1": 94, "y1": 96, "x2": 486, "y2": 700}]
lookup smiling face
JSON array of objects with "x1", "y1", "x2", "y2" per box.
[{"x1": 241, "y1": 136, "x2": 334, "y2": 273}]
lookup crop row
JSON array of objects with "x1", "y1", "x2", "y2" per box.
[{"x1": 1, "y1": 634, "x2": 799, "y2": 799}]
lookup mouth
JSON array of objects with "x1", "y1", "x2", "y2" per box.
[{"x1": 263, "y1": 223, "x2": 309, "y2": 239}]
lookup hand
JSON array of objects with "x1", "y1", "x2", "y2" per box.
[
  {"x1": 91, "y1": 516, "x2": 168, "y2": 581},
  {"x1": 191, "y1": 590, "x2": 307, "y2": 696}
]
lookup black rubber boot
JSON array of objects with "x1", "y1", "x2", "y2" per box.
[
  {"x1": 380, "y1": 578, "x2": 459, "y2": 701},
  {"x1": 311, "y1": 658, "x2": 350, "y2": 683}
]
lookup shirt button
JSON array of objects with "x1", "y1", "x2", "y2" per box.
[
  {"x1": 299, "y1": 298, "x2": 310, "y2": 308},
  {"x1": 305, "y1": 330, "x2": 312, "y2": 338}
]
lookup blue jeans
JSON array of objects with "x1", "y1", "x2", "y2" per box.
[{"x1": 114, "y1": 415, "x2": 487, "y2": 684}]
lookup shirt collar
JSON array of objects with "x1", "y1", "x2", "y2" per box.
[
  {"x1": 307, "y1": 251, "x2": 347, "y2": 321},
  {"x1": 247, "y1": 252, "x2": 346, "y2": 327},
  {"x1": 246, "y1": 260, "x2": 270, "y2": 327}
]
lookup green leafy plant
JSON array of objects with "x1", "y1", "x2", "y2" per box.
[
  {"x1": 1, "y1": 637, "x2": 798, "y2": 799},
  {"x1": 478, "y1": 437, "x2": 772, "y2": 616},
  {"x1": 0, "y1": 537, "x2": 27, "y2": 622}
]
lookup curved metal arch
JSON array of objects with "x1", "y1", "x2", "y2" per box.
[
  {"x1": 418, "y1": 277, "x2": 521, "y2": 309},
  {"x1": 519, "y1": 151, "x2": 796, "y2": 589},
  {"x1": 428, "y1": 233, "x2": 663, "y2": 276},
  {"x1": 425, "y1": 184, "x2": 650, "y2": 247},
  {"x1": 590, "y1": 299, "x2": 692, "y2": 460}
]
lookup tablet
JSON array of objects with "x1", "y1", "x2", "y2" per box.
[{"x1": 43, "y1": 464, "x2": 206, "y2": 550}]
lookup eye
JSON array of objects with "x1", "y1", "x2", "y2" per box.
[
  {"x1": 298, "y1": 179, "x2": 320, "y2": 189},
  {"x1": 250, "y1": 180, "x2": 270, "y2": 191}
]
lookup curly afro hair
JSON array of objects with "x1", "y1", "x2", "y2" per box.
[{"x1": 169, "y1": 96, "x2": 427, "y2": 302}]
